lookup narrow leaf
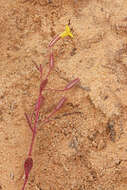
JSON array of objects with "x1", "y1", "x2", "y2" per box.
[
  {"x1": 55, "y1": 97, "x2": 67, "y2": 111},
  {"x1": 32, "y1": 60, "x2": 40, "y2": 71},
  {"x1": 24, "y1": 113, "x2": 33, "y2": 132},
  {"x1": 64, "y1": 78, "x2": 80, "y2": 90},
  {"x1": 42, "y1": 97, "x2": 67, "y2": 125}
]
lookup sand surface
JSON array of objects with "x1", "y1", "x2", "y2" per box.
[{"x1": 0, "y1": 0, "x2": 127, "y2": 189}]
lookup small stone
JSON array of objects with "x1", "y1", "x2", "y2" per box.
[
  {"x1": 97, "y1": 139, "x2": 106, "y2": 150},
  {"x1": 92, "y1": 141, "x2": 97, "y2": 148}
]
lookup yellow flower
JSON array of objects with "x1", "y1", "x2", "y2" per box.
[{"x1": 60, "y1": 25, "x2": 73, "y2": 38}]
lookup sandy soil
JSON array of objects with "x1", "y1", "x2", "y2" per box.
[{"x1": 1, "y1": 0, "x2": 127, "y2": 189}]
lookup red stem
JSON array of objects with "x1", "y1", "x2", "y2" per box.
[
  {"x1": 21, "y1": 176, "x2": 28, "y2": 190},
  {"x1": 22, "y1": 33, "x2": 80, "y2": 190},
  {"x1": 28, "y1": 96, "x2": 41, "y2": 156},
  {"x1": 48, "y1": 35, "x2": 61, "y2": 48}
]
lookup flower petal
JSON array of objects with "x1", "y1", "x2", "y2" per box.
[{"x1": 60, "y1": 25, "x2": 73, "y2": 38}]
